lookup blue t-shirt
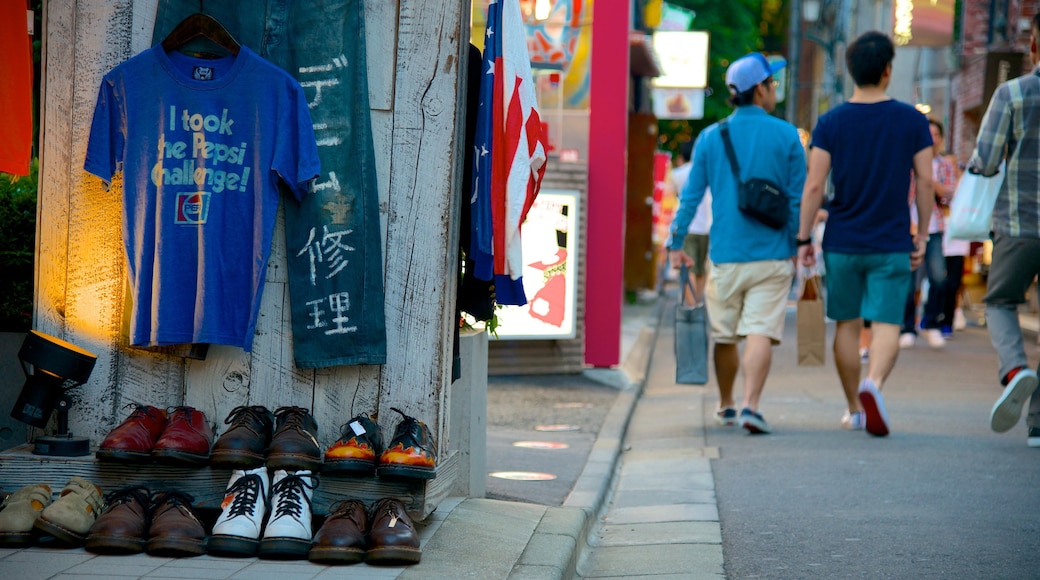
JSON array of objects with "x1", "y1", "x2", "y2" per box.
[
  {"x1": 811, "y1": 100, "x2": 932, "y2": 253},
  {"x1": 84, "y1": 45, "x2": 320, "y2": 351}
]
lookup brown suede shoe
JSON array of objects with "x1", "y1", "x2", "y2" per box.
[
  {"x1": 377, "y1": 408, "x2": 437, "y2": 480},
  {"x1": 366, "y1": 497, "x2": 420, "y2": 565},
  {"x1": 34, "y1": 477, "x2": 103, "y2": 545},
  {"x1": 146, "y1": 491, "x2": 206, "y2": 557},
  {"x1": 210, "y1": 405, "x2": 274, "y2": 469},
  {"x1": 308, "y1": 499, "x2": 367, "y2": 565},
  {"x1": 85, "y1": 486, "x2": 151, "y2": 554},
  {"x1": 267, "y1": 406, "x2": 322, "y2": 471},
  {"x1": 96, "y1": 404, "x2": 167, "y2": 463},
  {"x1": 152, "y1": 407, "x2": 214, "y2": 466},
  {"x1": 0, "y1": 484, "x2": 52, "y2": 547},
  {"x1": 323, "y1": 414, "x2": 383, "y2": 475}
]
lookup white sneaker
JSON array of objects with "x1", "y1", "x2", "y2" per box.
[
  {"x1": 991, "y1": 368, "x2": 1039, "y2": 433},
  {"x1": 953, "y1": 308, "x2": 966, "y2": 330},
  {"x1": 923, "y1": 329, "x2": 945, "y2": 349},
  {"x1": 858, "y1": 378, "x2": 890, "y2": 437},
  {"x1": 209, "y1": 467, "x2": 269, "y2": 557},
  {"x1": 898, "y1": 333, "x2": 916, "y2": 349},
  {"x1": 841, "y1": 410, "x2": 865, "y2": 430},
  {"x1": 259, "y1": 470, "x2": 317, "y2": 559}
]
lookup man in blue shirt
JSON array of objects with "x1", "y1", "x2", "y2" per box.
[
  {"x1": 969, "y1": 13, "x2": 1040, "y2": 446},
  {"x1": 669, "y1": 53, "x2": 806, "y2": 435},
  {"x1": 797, "y1": 31, "x2": 934, "y2": 437}
]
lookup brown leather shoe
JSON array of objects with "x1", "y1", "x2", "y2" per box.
[
  {"x1": 377, "y1": 408, "x2": 437, "y2": 480},
  {"x1": 308, "y1": 499, "x2": 367, "y2": 565},
  {"x1": 366, "y1": 497, "x2": 420, "y2": 565},
  {"x1": 96, "y1": 405, "x2": 167, "y2": 463},
  {"x1": 267, "y1": 406, "x2": 321, "y2": 471},
  {"x1": 323, "y1": 414, "x2": 383, "y2": 475},
  {"x1": 85, "y1": 486, "x2": 150, "y2": 554},
  {"x1": 152, "y1": 407, "x2": 214, "y2": 466},
  {"x1": 210, "y1": 405, "x2": 274, "y2": 469},
  {"x1": 146, "y1": 491, "x2": 206, "y2": 557}
]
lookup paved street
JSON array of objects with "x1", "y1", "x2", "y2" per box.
[{"x1": 708, "y1": 312, "x2": 1040, "y2": 579}]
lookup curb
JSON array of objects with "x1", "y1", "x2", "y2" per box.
[{"x1": 508, "y1": 298, "x2": 665, "y2": 579}]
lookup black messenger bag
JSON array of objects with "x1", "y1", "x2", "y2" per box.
[{"x1": 719, "y1": 121, "x2": 789, "y2": 230}]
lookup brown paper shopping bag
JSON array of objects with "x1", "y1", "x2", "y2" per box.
[{"x1": 797, "y1": 275, "x2": 826, "y2": 366}]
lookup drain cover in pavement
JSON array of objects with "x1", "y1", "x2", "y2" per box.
[
  {"x1": 489, "y1": 471, "x2": 557, "y2": 481},
  {"x1": 534, "y1": 424, "x2": 581, "y2": 432},
  {"x1": 513, "y1": 441, "x2": 570, "y2": 450}
]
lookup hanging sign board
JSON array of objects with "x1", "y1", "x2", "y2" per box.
[
  {"x1": 651, "y1": 31, "x2": 709, "y2": 88},
  {"x1": 493, "y1": 189, "x2": 580, "y2": 340},
  {"x1": 652, "y1": 87, "x2": 704, "y2": 119}
]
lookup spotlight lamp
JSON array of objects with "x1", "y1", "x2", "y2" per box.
[{"x1": 11, "y1": 330, "x2": 97, "y2": 456}]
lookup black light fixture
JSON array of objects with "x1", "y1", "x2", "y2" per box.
[{"x1": 11, "y1": 330, "x2": 97, "y2": 456}]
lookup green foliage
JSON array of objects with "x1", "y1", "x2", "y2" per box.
[
  {"x1": 0, "y1": 162, "x2": 38, "y2": 331},
  {"x1": 657, "y1": 0, "x2": 773, "y2": 156}
]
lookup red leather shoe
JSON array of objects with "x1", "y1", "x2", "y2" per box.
[
  {"x1": 152, "y1": 407, "x2": 214, "y2": 466},
  {"x1": 96, "y1": 405, "x2": 167, "y2": 463}
]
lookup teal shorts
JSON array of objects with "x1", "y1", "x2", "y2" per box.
[{"x1": 822, "y1": 252, "x2": 912, "y2": 325}]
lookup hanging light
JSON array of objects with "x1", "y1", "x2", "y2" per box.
[{"x1": 535, "y1": 0, "x2": 552, "y2": 21}]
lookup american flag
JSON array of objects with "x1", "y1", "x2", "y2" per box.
[{"x1": 470, "y1": 0, "x2": 548, "y2": 306}]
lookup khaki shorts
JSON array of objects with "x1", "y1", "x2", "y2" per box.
[
  {"x1": 706, "y1": 260, "x2": 794, "y2": 344},
  {"x1": 682, "y1": 233, "x2": 710, "y2": 276}
]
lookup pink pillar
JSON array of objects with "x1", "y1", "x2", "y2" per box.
[{"x1": 584, "y1": 1, "x2": 630, "y2": 367}]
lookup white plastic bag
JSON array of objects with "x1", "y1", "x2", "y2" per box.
[{"x1": 947, "y1": 168, "x2": 1002, "y2": 241}]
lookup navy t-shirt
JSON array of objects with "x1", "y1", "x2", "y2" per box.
[{"x1": 811, "y1": 100, "x2": 932, "y2": 253}]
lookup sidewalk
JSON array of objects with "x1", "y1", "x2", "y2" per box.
[{"x1": 0, "y1": 297, "x2": 668, "y2": 580}]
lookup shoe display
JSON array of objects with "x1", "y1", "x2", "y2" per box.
[
  {"x1": 738, "y1": 408, "x2": 771, "y2": 434},
  {"x1": 923, "y1": 328, "x2": 945, "y2": 349},
  {"x1": 991, "y1": 367, "x2": 1039, "y2": 433},
  {"x1": 259, "y1": 470, "x2": 318, "y2": 560},
  {"x1": 366, "y1": 497, "x2": 421, "y2": 565},
  {"x1": 324, "y1": 414, "x2": 384, "y2": 475},
  {"x1": 209, "y1": 467, "x2": 270, "y2": 557},
  {"x1": 151, "y1": 406, "x2": 214, "y2": 466},
  {"x1": 85, "y1": 486, "x2": 151, "y2": 555},
  {"x1": 34, "y1": 477, "x2": 103, "y2": 545},
  {"x1": 898, "y1": 333, "x2": 916, "y2": 349},
  {"x1": 0, "y1": 483, "x2": 52, "y2": 547},
  {"x1": 1028, "y1": 427, "x2": 1040, "y2": 448},
  {"x1": 267, "y1": 406, "x2": 322, "y2": 472},
  {"x1": 714, "y1": 407, "x2": 738, "y2": 426},
  {"x1": 308, "y1": 499, "x2": 368, "y2": 565},
  {"x1": 146, "y1": 491, "x2": 207, "y2": 557},
  {"x1": 210, "y1": 405, "x2": 275, "y2": 469},
  {"x1": 96, "y1": 404, "x2": 167, "y2": 463},
  {"x1": 378, "y1": 408, "x2": 437, "y2": 480},
  {"x1": 841, "y1": 410, "x2": 866, "y2": 431},
  {"x1": 858, "y1": 378, "x2": 890, "y2": 437}
]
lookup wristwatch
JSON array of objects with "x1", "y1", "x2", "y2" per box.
[{"x1": 796, "y1": 237, "x2": 812, "y2": 246}]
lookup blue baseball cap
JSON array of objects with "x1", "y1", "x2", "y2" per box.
[{"x1": 726, "y1": 53, "x2": 786, "y2": 94}]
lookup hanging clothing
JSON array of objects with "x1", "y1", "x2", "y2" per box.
[
  {"x1": 153, "y1": 0, "x2": 387, "y2": 367},
  {"x1": 85, "y1": 46, "x2": 320, "y2": 351},
  {"x1": 0, "y1": 1, "x2": 33, "y2": 176}
]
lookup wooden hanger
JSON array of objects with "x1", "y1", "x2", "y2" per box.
[{"x1": 161, "y1": 13, "x2": 240, "y2": 57}]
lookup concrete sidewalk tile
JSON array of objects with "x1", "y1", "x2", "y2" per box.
[
  {"x1": 612, "y1": 488, "x2": 715, "y2": 507},
  {"x1": 155, "y1": 555, "x2": 252, "y2": 571},
  {"x1": 230, "y1": 562, "x2": 322, "y2": 580},
  {"x1": 595, "y1": 521, "x2": 721, "y2": 547},
  {"x1": 507, "y1": 563, "x2": 565, "y2": 580},
  {"x1": 145, "y1": 565, "x2": 240, "y2": 579},
  {"x1": 517, "y1": 533, "x2": 576, "y2": 568},
  {"x1": 0, "y1": 549, "x2": 94, "y2": 579},
  {"x1": 313, "y1": 566, "x2": 403, "y2": 579},
  {"x1": 621, "y1": 456, "x2": 712, "y2": 477},
  {"x1": 605, "y1": 503, "x2": 718, "y2": 524},
  {"x1": 398, "y1": 499, "x2": 544, "y2": 579},
  {"x1": 584, "y1": 573, "x2": 721, "y2": 580},
  {"x1": 63, "y1": 556, "x2": 165, "y2": 577},
  {"x1": 0, "y1": 548, "x2": 20, "y2": 560},
  {"x1": 622, "y1": 447, "x2": 715, "y2": 462},
  {"x1": 616, "y1": 471, "x2": 715, "y2": 492},
  {"x1": 582, "y1": 543, "x2": 723, "y2": 577}
]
